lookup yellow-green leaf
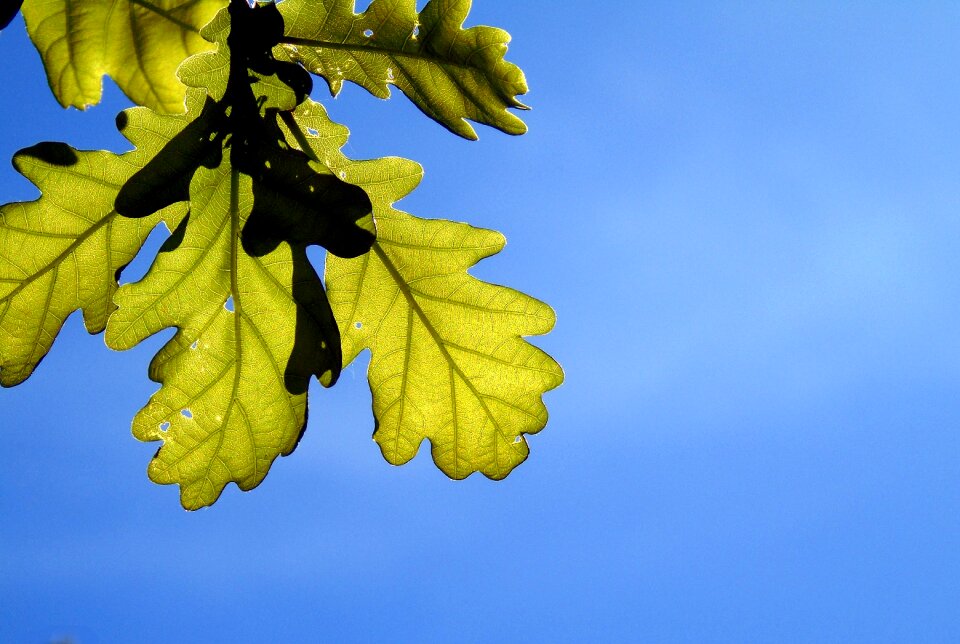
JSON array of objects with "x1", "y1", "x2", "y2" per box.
[
  {"x1": 0, "y1": 105, "x2": 193, "y2": 386},
  {"x1": 102, "y1": 2, "x2": 375, "y2": 508},
  {"x1": 105, "y1": 162, "x2": 346, "y2": 510},
  {"x1": 22, "y1": 0, "x2": 226, "y2": 112},
  {"x1": 279, "y1": 0, "x2": 528, "y2": 139},
  {"x1": 2, "y1": 0, "x2": 560, "y2": 505},
  {"x1": 283, "y1": 101, "x2": 563, "y2": 478}
]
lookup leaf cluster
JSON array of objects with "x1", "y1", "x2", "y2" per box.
[{"x1": 0, "y1": 0, "x2": 561, "y2": 508}]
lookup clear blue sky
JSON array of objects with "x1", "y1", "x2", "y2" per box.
[{"x1": 3, "y1": 2, "x2": 960, "y2": 642}]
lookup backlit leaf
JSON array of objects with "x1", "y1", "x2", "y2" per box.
[
  {"x1": 104, "y1": 3, "x2": 374, "y2": 509},
  {"x1": 284, "y1": 101, "x2": 563, "y2": 478},
  {"x1": 105, "y1": 161, "x2": 348, "y2": 509},
  {"x1": 279, "y1": 0, "x2": 528, "y2": 139},
  {"x1": 0, "y1": 105, "x2": 194, "y2": 386},
  {"x1": 1, "y1": 0, "x2": 560, "y2": 505},
  {"x1": 22, "y1": 0, "x2": 226, "y2": 112}
]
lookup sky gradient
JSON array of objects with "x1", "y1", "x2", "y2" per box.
[{"x1": 2, "y1": 2, "x2": 960, "y2": 642}]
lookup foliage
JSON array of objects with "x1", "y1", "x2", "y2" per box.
[
  {"x1": 0, "y1": 0, "x2": 561, "y2": 509},
  {"x1": 21, "y1": 0, "x2": 226, "y2": 112}
]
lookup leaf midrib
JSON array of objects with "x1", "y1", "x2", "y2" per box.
[
  {"x1": 280, "y1": 37, "x2": 485, "y2": 76},
  {"x1": 128, "y1": 0, "x2": 201, "y2": 34},
  {"x1": 0, "y1": 212, "x2": 115, "y2": 307}
]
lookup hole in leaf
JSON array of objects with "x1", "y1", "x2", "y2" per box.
[
  {"x1": 307, "y1": 127, "x2": 318, "y2": 136},
  {"x1": 159, "y1": 422, "x2": 170, "y2": 432},
  {"x1": 190, "y1": 340, "x2": 199, "y2": 350},
  {"x1": 386, "y1": 68, "x2": 395, "y2": 81},
  {"x1": 181, "y1": 409, "x2": 193, "y2": 419},
  {"x1": 225, "y1": 296, "x2": 234, "y2": 312},
  {"x1": 363, "y1": 29, "x2": 373, "y2": 37},
  {"x1": 513, "y1": 435, "x2": 522, "y2": 444},
  {"x1": 413, "y1": 24, "x2": 420, "y2": 36},
  {"x1": 338, "y1": 170, "x2": 346, "y2": 179},
  {"x1": 354, "y1": 321, "x2": 363, "y2": 329}
]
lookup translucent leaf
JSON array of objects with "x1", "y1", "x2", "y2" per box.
[
  {"x1": 105, "y1": 161, "x2": 348, "y2": 509},
  {"x1": 103, "y1": 3, "x2": 374, "y2": 509},
  {"x1": 279, "y1": 0, "x2": 528, "y2": 139},
  {"x1": 2, "y1": 1, "x2": 560, "y2": 505},
  {"x1": 22, "y1": 0, "x2": 227, "y2": 112},
  {"x1": 0, "y1": 106, "x2": 193, "y2": 386},
  {"x1": 284, "y1": 101, "x2": 563, "y2": 478}
]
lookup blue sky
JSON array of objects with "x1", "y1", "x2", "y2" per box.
[{"x1": 3, "y1": 1, "x2": 960, "y2": 642}]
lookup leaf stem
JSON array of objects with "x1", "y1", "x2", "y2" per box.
[
  {"x1": 230, "y1": 167, "x2": 241, "y2": 316},
  {"x1": 278, "y1": 36, "x2": 478, "y2": 73},
  {"x1": 279, "y1": 111, "x2": 317, "y2": 162}
]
